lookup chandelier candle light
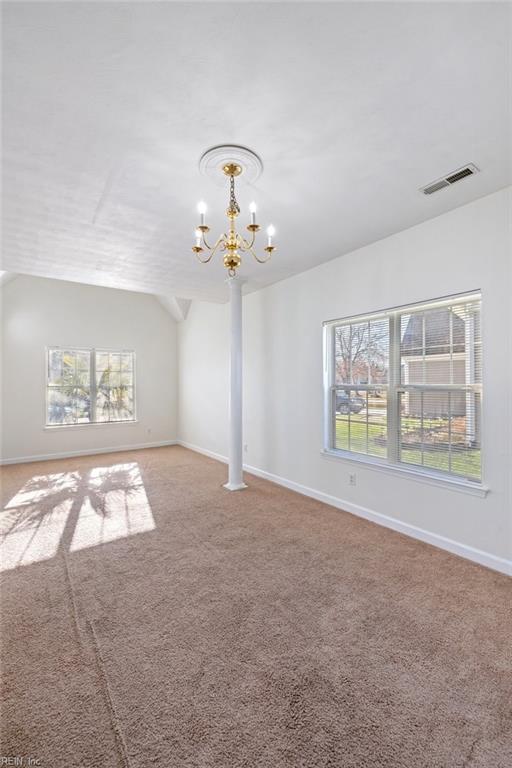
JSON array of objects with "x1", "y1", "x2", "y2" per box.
[{"x1": 192, "y1": 162, "x2": 276, "y2": 276}]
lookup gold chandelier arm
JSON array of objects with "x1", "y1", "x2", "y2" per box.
[
  {"x1": 252, "y1": 251, "x2": 273, "y2": 264},
  {"x1": 202, "y1": 231, "x2": 225, "y2": 251},
  {"x1": 209, "y1": 235, "x2": 227, "y2": 258},
  {"x1": 244, "y1": 243, "x2": 273, "y2": 264},
  {"x1": 239, "y1": 232, "x2": 256, "y2": 251},
  {"x1": 194, "y1": 249, "x2": 216, "y2": 264},
  {"x1": 201, "y1": 234, "x2": 213, "y2": 250}
]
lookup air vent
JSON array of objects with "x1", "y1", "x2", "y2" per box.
[
  {"x1": 445, "y1": 167, "x2": 475, "y2": 184},
  {"x1": 423, "y1": 179, "x2": 450, "y2": 195},
  {"x1": 420, "y1": 164, "x2": 479, "y2": 195}
]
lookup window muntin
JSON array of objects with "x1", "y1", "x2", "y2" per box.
[
  {"x1": 325, "y1": 294, "x2": 482, "y2": 483},
  {"x1": 46, "y1": 348, "x2": 135, "y2": 426}
]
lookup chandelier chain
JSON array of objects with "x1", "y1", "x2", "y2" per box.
[{"x1": 229, "y1": 175, "x2": 240, "y2": 215}]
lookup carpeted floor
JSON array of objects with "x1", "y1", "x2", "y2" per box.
[{"x1": 1, "y1": 445, "x2": 511, "y2": 767}]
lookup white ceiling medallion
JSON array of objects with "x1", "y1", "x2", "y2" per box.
[{"x1": 199, "y1": 144, "x2": 263, "y2": 187}]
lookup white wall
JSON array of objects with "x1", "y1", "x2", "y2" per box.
[
  {"x1": 1, "y1": 276, "x2": 178, "y2": 461},
  {"x1": 178, "y1": 188, "x2": 512, "y2": 568}
]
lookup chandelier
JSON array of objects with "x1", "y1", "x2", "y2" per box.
[{"x1": 192, "y1": 161, "x2": 276, "y2": 276}]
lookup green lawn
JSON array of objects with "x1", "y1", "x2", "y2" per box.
[{"x1": 335, "y1": 416, "x2": 481, "y2": 481}]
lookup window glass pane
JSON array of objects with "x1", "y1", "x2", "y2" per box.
[
  {"x1": 334, "y1": 389, "x2": 387, "y2": 458},
  {"x1": 368, "y1": 319, "x2": 389, "y2": 384},
  {"x1": 48, "y1": 349, "x2": 62, "y2": 385},
  {"x1": 348, "y1": 393, "x2": 368, "y2": 455},
  {"x1": 335, "y1": 390, "x2": 360, "y2": 451},
  {"x1": 423, "y1": 308, "x2": 452, "y2": 357},
  {"x1": 76, "y1": 367, "x2": 90, "y2": 387},
  {"x1": 76, "y1": 351, "x2": 90, "y2": 371},
  {"x1": 400, "y1": 313, "x2": 422, "y2": 358},
  {"x1": 121, "y1": 353, "x2": 133, "y2": 371},
  {"x1": 96, "y1": 367, "x2": 110, "y2": 386},
  {"x1": 120, "y1": 370, "x2": 133, "y2": 386},
  {"x1": 47, "y1": 388, "x2": 75, "y2": 425},
  {"x1": 93, "y1": 352, "x2": 135, "y2": 423},
  {"x1": 95, "y1": 387, "x2": 110, "y2": 422},
  {"x1": 61, "y1": 351, "x2": 77, "y2": 386},
  {"x1": 109, "y1": 387, "x2": 134, "y2": 421},
  {"x1": 400, "y1": 301, "x2": 481, "y2": 387},
  {"x1": 367, "y1": 390, "x2": 387, "y2": 458},
  {"x1": 421, "y1": 391, "x2": 452, "y2": 474},
  {"x1": 96, "y1": 367, "x2": 120, "y2": 387},
  {"x1": 75, "y1": 387, "x2": 91, "y2": 423},
  {"x1": 399, "y1": 390, "x2": 481, "y2": 481},
  {"x1": 401, "y1": 311, "x2": 425, "y2": 384},
  {"x1": 400, "y1": 391, "x2": 426, "y2": 470},
  {"x1": 109, "y1": 353, "x2": 121, "y2": 370},
  {"x1": 349, "y1": 322, "x2": 369, "y2": 384},
  {"x1": 125, "y1": 388, "x2": 134, "y2": 420},
  {"x1": 335, "y1": 326, "x2": 351, "y2": 384},
  {"x1": 108, "y1": 371, "x2": 121, "y2": 388},
  {"x1": 454, "y1": 301, "x2": 482, "y2": 386},
  {"x1": 335, "y1": 320, "x2": 388, "y2": 385},
  {"x1": 96, "y1": 352, "x2": 109, "y2": 371},
  {"x1": 335, "y1": 415, "x2": 349, "y2": 451},
  {"x1": 449, "y1": 391, "x2": 481, "y2": 481},
  {"x1": 47, "y1": 349, "x2": 91, "y2": 425}
]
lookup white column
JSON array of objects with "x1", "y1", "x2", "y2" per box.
[{"x1": 223, "y1": 275, "x2": 247, "y2": 491}]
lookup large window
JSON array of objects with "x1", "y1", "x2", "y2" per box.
[
  {"x1": 324, "y1": 293, "x2": 482, "y2": 484},
  {"x1": 46, "y1": 348, "x2": 135, "y2": 426}
]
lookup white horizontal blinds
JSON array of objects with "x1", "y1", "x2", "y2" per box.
[
  {"x1": 334, "y1": 316, "x2": 390, "y2": 457},
  {"x1": 398, "y1": 297, "x2": 481, "y2": 481},
  {"x1": 95, "y1": 351, "x2": 134, "y2": 423},
  {"x1": 47, "y1": 348, "x2": 92, "y2": 425}
]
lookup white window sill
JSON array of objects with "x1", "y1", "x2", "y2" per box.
[
  {"x1": 320, "y1": 448, "x2": 488, "y2": 497},
  {"x1": 44, "y1": 420, "x2": 138, "y2": 431}
]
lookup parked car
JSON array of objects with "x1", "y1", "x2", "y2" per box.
[{"x1": 336, "y1": 391, "x2": 365, "y2": 414}]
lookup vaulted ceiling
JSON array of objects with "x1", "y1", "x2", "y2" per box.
[{"x1": 2, "y1": 2, "x2": 511, "y2": 303}]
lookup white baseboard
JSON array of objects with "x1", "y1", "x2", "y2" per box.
[
  {"x1": 0, "y1": 440, "x2": 178, "y2": 466},
  {"x1": 178, "y1": 440, "x2": 512, "y2": 577},
  {"x1": 178, "y1": 440, "x2": 227, "y2": 465}
]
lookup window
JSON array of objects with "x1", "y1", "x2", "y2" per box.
[
  {"x1": 324, "y1": 292, "x2": 482, "y2": 484},
  {"x1": 46, "y1": 348, "x2": 135, "y2": 426}
]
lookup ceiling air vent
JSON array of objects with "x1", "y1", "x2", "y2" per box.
[{"x1": 420, "y1": 164, "x2": 479, "y2": 195}]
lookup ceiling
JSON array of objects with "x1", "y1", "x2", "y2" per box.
[{"x1": 2, "y1": 2, "x2": 511, "y2": 303}]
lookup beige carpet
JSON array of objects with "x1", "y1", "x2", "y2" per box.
[{"x1": 1, "y1": 445, "x2": 510, "y2": 767}]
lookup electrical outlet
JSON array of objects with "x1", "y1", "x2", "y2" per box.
[
  {"x1": 349, "y1": 473, "x2": 357, "y2": 486},
  {"x1": 147, "y1": 428, "x2": 152, "y2": 435},
  {"x1": 244, "y1": 443, "x2": 248, "y2": 453}
]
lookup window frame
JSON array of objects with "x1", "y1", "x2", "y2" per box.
[
  {"x1": 322, "y1": 291, "x2": 487, "y2": 496},
  {"x1": 45, "y1": 346, "x2": 137, "y2": 428}
]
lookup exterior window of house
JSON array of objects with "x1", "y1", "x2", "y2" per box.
[
  {"x1": 46, "y1": 348, "x2": 135, "y2": 426},
  {"x1": 324, "y1": 293, "x2": 482, "y2": 484}
]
